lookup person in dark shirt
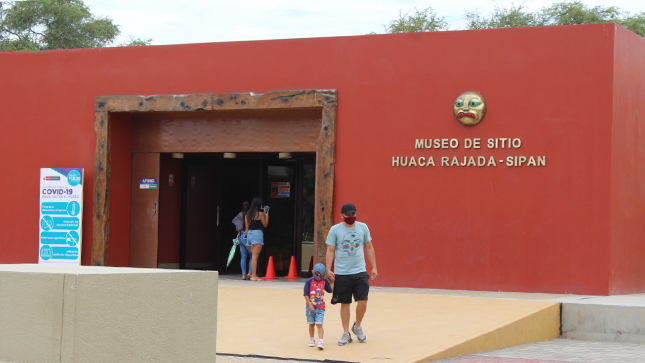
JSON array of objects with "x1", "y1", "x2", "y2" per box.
[{"x1": 244, "y1": 197, "x2": 269, "y2": 281}]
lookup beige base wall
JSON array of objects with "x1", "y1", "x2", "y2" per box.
[{"x1": 0, "y1": 264, "x2": 218, "y2": 363}]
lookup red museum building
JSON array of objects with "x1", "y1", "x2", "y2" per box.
[{"x1": 1, "y1": 23, "x2": 644, "y2": 295}]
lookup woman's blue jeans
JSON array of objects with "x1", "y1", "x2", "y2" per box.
[{"x1": 239, "y1": 242, "x2": 252, "y2": 275}]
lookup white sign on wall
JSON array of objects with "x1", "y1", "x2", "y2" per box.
[{"x1": 39, "y1": 168, "x2": 84, "y2": 265}]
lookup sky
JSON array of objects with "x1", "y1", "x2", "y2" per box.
[{"x1": 83, "y1": 0, "x2": 645, "y2": 46}]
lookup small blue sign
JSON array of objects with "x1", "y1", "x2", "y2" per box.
[
  {"x1": 41, "y1": 202, "x2": 69, "y2": 215},
  {"x1": 40, "y1": 232, "x2": 69, "y2": 245},
  {"x1": 51, "y1": 247, "x2": 79, "y2": 260},
  {"x1": 140, "y1": 178, "x2": 158, "y2": 189},
  {"x1": 51, "y1": 217, "x2": 80, "y2": 230}
]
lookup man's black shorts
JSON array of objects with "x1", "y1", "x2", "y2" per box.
[{"x1": 331, "y1": 271, "x2": 369, "y2": 304}]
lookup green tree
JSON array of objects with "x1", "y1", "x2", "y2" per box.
[
  {"x1": 383, "y1": 7, "x2": 448, "y2": 33},
  {"x1": 380, "y1": 1, "x2": 645, "y2": 38},
  {"x1": 618, "y1": 12, "x2": 645, "y2": 37},
  {"x1": 465, "y1": 4, "x2": 544, "y2": 29},
  {"x1": 539, "y1": 1, "x2": 623, "y2": 25},
  {"x1": 540, "y1": 1, "x2": 645, "y2": 36},
  {"x1": 119, "y1": 36, "x2": 153, "y2": 47},
  {"x1": 464, "y1": 1, "x2": 645, "y2": 37},
  {"x1": 0, "y1": 0, "x2": 151, "y2": 52}
]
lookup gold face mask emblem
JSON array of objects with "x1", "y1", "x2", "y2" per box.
[{"x1": 454, "y1": 92, "x2": 486, "y2": 126}]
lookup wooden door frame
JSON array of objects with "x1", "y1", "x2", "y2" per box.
[{"x1": 92, "y1": 90, "x2": 337, "y2": 267}]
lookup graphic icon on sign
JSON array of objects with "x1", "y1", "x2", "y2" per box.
[
  {"x1": 66, "y1": 231, "x2": 80, "y2": 247},
  {"x1": 40, "y1": 245, "x2": 53, "y2": 260},
  {"x1": 67, "y1": 201, "x2": 80, "y2": 216},
  {"x1": 67, "y1": 170, "x2": 82, "y2": 186},
  {"x1": 41, "y1": 215, "x2": 54, "y2": 231}
]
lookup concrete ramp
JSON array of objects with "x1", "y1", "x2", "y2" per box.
[{"x1": 217, "y1": 285, "x2": 560, "y2": 362}]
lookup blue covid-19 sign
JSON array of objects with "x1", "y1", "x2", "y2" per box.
[{"x1": 39, "y1": 168, "x2": 84, "y2": 265}]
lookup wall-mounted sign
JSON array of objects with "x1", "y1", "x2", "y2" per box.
[
  {"x1": 140, "y1": 178, "x2": 158, "y2": 189},
  {"x1": 391, "y1": 94, "x2": 546, "y2": 168},
  {"x1": 392, "y1": 138, "x2": 546, "y2": 168},
  {"x1": 39, "y1": 168, "x2": 83, "y2": 265},
  {"x1": 271, "y1": 182, "x2": 291, "y2": 198}
]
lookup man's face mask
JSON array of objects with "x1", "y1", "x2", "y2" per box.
[{"x1": 343, "y1": 213, "x2": 356, "y2": 225}]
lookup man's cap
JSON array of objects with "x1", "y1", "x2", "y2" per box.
[
  {"x1": 341, "y1": 203, "x2": 356, "y2": 215},
  {"x1": 313, "y1": 263, "x2": 326, "y2": 275}
]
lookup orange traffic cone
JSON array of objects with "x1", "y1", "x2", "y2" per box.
[
  {"x1": 285, "y1": 256, "x2": 299, "y2": 279},
  {"x1": 263, "y1": 256, "x2": 278, "y2": 279}
]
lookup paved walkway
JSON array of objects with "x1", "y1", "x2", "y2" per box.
[
  {"x1": 215, "y1": 275, "x2": 645, "y2": 363},
  {"x1": 216, "y1": 339, "x2": 645, "y2": 363},
  {"x1": 440, "y1": 339, "x2": 645, "y2": 362}
]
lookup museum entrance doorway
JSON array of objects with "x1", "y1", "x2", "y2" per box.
[
  {"x1": 93, "y1": 91, "x2": 336, "y2": 273},
  {"x1": 129, "y1": 151, "x2": 316, "y2": 276},
  {"x1": 151, "y1": 153, "x2": 315, "y2": 276}
]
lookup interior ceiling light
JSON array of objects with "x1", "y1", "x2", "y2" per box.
[
  {"x1": 278, "y1": 152, "x2": 292, "y2": 159},
  {"x1": 223, "y1": 153, "x2": 237, "y2": 159}
]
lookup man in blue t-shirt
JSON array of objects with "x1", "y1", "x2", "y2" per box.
[{"x1": 325, "y1": 203, "x2": 378, "y2": 346}]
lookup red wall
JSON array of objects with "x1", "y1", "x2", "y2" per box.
[
  {"x1": 108, "y1": 113, "x2": 133, "y2": 266},
  {"x1": 609, "y1": 27, "x2": 645, "y2": 294},
  {"x1": 0, "y1": 23, "x2": 642, "y2": 294},
  {"x1": 158, "y1": 153, "x2": 182, "y2": 267},
  {"x1": 329, "y1": 24, "x2": 615, "y2": 294}
]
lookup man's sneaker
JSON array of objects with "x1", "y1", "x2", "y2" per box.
[
  {"x1": 317, "y1": 339, "x2": 324, "y2": 350},
  {"x1": 338, "y1": 332, "x2": 353, "y2": 346},
  {"x1": 352, "y1": 322, "x2": 366, "y2": 342},
  {"x1": 308, "y1": 337, "x2": 315, "y2": 347}
]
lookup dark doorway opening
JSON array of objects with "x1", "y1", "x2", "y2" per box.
[
  {"x1": 174, "y1": 152, "x2": 315, "y2": 277},
  {"x1": 94, "y1": 91, "x2": 336, "y2": 269}
]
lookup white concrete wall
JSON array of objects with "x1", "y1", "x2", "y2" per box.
[
  {"x1": 0, "y1": 264, "x2": 218, "y2": 363},
  {"x1": 562, "y1": 303, "x2": 645, "y2": 343}
]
